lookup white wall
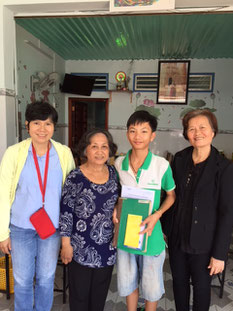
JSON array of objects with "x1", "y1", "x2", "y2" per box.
[
  {"x1": 16, "y1": 25, "x2": 67, "y2": 141},
  {"x1": 66, "y1": 59, "x2": 233, "y2": 130},
  {"x1": 0, "y1": 5, "x2": 17, "y2": 160},
  {"x1": 66, "y1": 59, "x2": 233, "y2": 158}
]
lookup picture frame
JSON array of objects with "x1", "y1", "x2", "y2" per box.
[
  {"x1": 110, "y1": 0, "x2": 175, "y2": 12},
  {"x1": 157, "y1": 60, "x2": 190, "y2": 105}
]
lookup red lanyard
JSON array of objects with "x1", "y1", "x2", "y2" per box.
[{"x1": 32, "y1": 143, "x2": 50, "y2": 207}]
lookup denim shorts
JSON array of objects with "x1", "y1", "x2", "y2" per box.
[{"x1": 117, "y1": 249, "x2": 165, "y2": 302}]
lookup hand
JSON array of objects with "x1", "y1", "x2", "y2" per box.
[
  {"x1": 0, "y1": 238, "x2": 11, "y2": 254},
  {"x1": 60, "y1": 244, "x2": 73, "y2": 265},
  {"x1": 112, "y1": 207, "x2": 119, "y2": 225},
  {"x1": 140, "y1": 211, "x2": 162, "y2": 236},
  {"x1": 208, "y1": 257, "x2": 225, "y2": 275}
]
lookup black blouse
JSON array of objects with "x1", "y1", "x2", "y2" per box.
[{"x1": 172, "y1": 156, "x2": 208, "y2": 254}]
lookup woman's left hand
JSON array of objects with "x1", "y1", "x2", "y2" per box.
[
  {"x1": 208, "y1": 257, "x2": 225, "y2": 275},
  {"x1": 60, "y1": 244, "x2": 73, "y2": 265}
]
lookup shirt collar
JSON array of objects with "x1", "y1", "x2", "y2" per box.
[{"x1": 121, "y1": 149, "x2": 152, "y2": 171}]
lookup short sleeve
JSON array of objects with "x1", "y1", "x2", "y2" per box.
[{"x1": 161, "y1": 164, "x2": 175, "y2": 192}]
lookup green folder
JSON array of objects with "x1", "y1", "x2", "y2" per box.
[{"x1": 117, "y1": 197, "x2": 152, "y2": 253}]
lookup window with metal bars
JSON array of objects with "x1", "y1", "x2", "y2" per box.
[
  {"x1": 133, "y1": 74, "x2": 158, "y2": 92},
  {"x1": 133, "y1": 73, "x2": 214, "y2": 92},
  {"x1": 188, "y1": 73, "x2": 214, "y2": 92}
]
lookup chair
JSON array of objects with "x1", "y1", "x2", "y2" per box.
[
  {"x1": 1, "y1": 253, "x2": 69, "y2": 302},
  {"x1": 211, "y1": 247, "x2": 233, "y2": 299},
  {"x1": 211, "y1": 262, "x2": 227, "y2": 298},
  {"x1": 0, "y1": 254, "x2": 10, "y2": 299},
  {"x1": 188, "y1": 262, "x2": 226, "y2": 299},
  {"x1": 54, "y1": 257, "x2": 68, "y2": 304}
]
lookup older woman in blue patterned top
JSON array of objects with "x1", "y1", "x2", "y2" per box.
[{"x1": 59, "y1": 128, "x2": 119, "y2": 311}]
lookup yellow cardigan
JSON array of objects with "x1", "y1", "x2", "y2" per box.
[{"x1": 0, "y1": 138, "x2": 75, "y2": 241}]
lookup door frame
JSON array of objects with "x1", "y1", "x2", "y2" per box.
[{"x1": 68, "y1": 97, "x2": 109, "y2": 148}]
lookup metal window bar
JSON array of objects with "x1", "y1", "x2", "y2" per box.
[{"x1": 134, "y1": 73, "x2": 214, "y2": 92}]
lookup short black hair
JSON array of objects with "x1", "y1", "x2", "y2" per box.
[
  {"x1": 76, "y1": 128, "x2": 118, "y2": 159},
  {"x1": 127, "y1": 110, "x2": 158, "y2": 132},
  {"x1": 25, "y1": 101, "x2": 58, "y2": 125}
]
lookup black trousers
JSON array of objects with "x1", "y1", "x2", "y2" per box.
[
  {"x1": 168, "y1": 245, "x2": 212, "y2": 311},
  {"x1": 68, "y1": 260, "x2": 114, "y2": 311}
]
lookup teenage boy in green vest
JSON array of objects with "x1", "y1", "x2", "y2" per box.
[{"x1": 114, "y1": 110, "x2": 176, "y2": 311}]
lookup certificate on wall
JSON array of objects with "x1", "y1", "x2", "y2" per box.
[{"x1": 110, "y1": 0, "x2": 175, "y2": 12}]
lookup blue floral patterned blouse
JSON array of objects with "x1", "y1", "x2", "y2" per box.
[{"x1": 59, "y1": 165, "x2": 119, "y2": 268}]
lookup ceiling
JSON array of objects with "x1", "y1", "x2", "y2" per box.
[{"x1": 15, "y1": 12, "x2": 233, "y2": 61}]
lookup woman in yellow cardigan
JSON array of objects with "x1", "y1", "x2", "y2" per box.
[{"x1": 0, "y1": 101, "x2": 75, "y2": 311}]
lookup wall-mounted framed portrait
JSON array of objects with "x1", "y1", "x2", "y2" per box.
[{"x1": 157, "y1": 60, "x2": 190, "y2": 105}]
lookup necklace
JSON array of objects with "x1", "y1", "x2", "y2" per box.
[
  {"x1": 130, "y1": 163, "x2": 138, "y2": 175},
  {"x1": 130, "y1": 154, "x2": 147, "y2": 176},
  {"x1": 129, "y1": 158, "x2": 140, "y2": 176}
]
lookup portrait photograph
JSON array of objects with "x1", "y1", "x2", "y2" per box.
[{"x1": 157, "y1": 60, "x2": 190, "y2": 105}]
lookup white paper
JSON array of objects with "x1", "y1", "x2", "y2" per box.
[
  {"x1": 121, "y1": 185, "x2": 155, "y2": 208},
  {"x1": 138, "y1": 225, "x2": 145, "y2": 249}
]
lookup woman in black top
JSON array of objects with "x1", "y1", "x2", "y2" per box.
[{"x1": 164, "y1": 109, "x2": 233, "y2": 311}]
